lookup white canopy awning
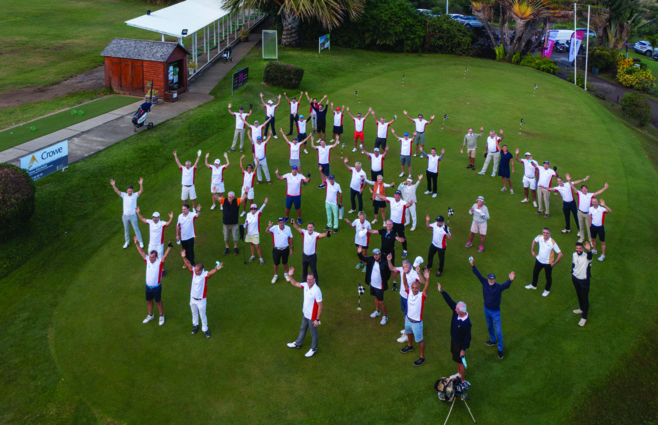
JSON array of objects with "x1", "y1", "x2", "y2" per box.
[{"x1": 126, "y1": 0, "x2": 235, "y2": 38}]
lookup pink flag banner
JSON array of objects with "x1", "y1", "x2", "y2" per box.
[
  {"x1": 542, "y1": 30, "x2": 559, "y2": 58},
  {"x1": 568, "y1": 30, "x2": 585, "y2": 62}
]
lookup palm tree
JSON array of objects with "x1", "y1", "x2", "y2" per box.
[
  {"x1": 506, "y1": 0, "x2": 547, "y2": 58},
  {"x1": 647, "y1": 34, "x2": 658, "y2": 57},
  {"x1": 222, "y1": 0, "x2": 365, "y2": 47},
  {"x1": 365, "y1": 20, "x2": 396, "y2": 50}
]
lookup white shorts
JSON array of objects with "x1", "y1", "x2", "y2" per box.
[
  {"x1": 182, "y1": 185, "x2": 197, "y2": 200},
  {"x1": 522, "y1": 176, "x2": 537, "y2": 190},
  {"x1": 243, "y1": 186, "x2": 255, "y2": 200},
  {"x1": 211, "y1": 181, "x2": 225, "y2": 194},
  {"x1": 470, "y1": 221, "x2": 487, "y2": 235},
  {"x1": 148, "y1": 243, "x2": 164, "y2": 258}
]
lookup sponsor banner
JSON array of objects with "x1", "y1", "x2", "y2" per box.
[
  {"x1": 542, "y1": 30, "x2": 559, "y2": 58},
  {"x1": 19, "y1": 140, "x2": 69, "y2": 181},
  {"x1": 569, "y1": 30, "x2": 585, "y2": 62},
  {"x1": 319, "y1": 34, "x2": 330, "y2": 53},
  {"x1": 232, "y1": 67, "x2": 249, "y2": 94}
]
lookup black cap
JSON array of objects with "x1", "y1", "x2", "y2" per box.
[
  {"x1": 487, "y1": 273, "x2": 496, "y2": 279},
  {"x1": 394, "y1": 190, "x2": 402, "y2": 195},
  {"x1": 277, "y1": 217, "x2": 284, "y2": 222},
  {"x1": 436, "y1": 215, "x2": 445, "y2": 222}
]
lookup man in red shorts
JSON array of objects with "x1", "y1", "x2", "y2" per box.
[{"x1": 347, "y1": 106, "x2": 371, "y2": 153}]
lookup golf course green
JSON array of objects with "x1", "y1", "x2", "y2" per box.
[{"x1": 1, "y1": 47, "x2": 657, "y2": 424}]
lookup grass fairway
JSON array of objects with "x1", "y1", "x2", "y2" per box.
[
  {"x1": 0, "y1": 95, "x2": 138, "y2": 151},
  {"x1": 1, "y1": 47, "x2": 657, "y2": 424}
]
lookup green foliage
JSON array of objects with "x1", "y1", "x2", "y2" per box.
[
  {"x1": 511, "y1": 51, "x2": 521, "y2": 64},
  {"x1": 519, "y1": 54, "x2": 559, "y2": 74},
  {"x1": 495, "y1": 45, "x2": 506, "y2": 61},
  {"x1": 0, "y1": 163, "x2": 36, "y2": 242},
  {"x1": 424, "y1": 16, "x2": 473, "y2": 55},
  {"x1": 263, "y1": 62, "x2": 305, "y2": 89},
  {"x1": 616, "y1": 57, "x2": 656, "y2": 92},
  {"x1": 589, "y1": 46, "x2": 623, "y2": 72},
  {"x1": 566, "y1": 71, "x2": 592, "y2": 90},
  {"x1": 621, "y1": 91, "x2": 652, "y2": 127}
]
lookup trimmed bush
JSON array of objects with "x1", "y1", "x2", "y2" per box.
[
  {"x1": 263, "y1": 62, "x2": 304, "y2": 89},
  {"x1": 566, "y1": 72, "x2": 592, "y2": 90},
  {"x1": 519, "y1": 54, "x2": 559, "y2": 74},
  {"x1": 616, "y1": 57, "x2": 656, "y2": 92},
  {"x1": 424, "y1": 16, "x2": 472, "y2": 55},
  {"x1": 621, "y1": 92, "x2": 652, "y2": 127},
  {"x1": 0, "y1": 163, "x2": 36, "y2": 241},
  {"x1": 589, "y1": 47, "x2": 622, "y2": 73}
]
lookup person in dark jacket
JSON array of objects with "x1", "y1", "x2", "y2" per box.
[
  {"x1": 311, "y1": 101, "x2": 330, "y2": 140},
  {"x1": 357, "y1": 247, "x2": 391, "y2": 325},
  {"x1": 213, "y1": 189, "x2": 247, "y2": 255},
  {"x1": 469, "y1": 258, "x2": 514, "y2": 360},
  {"x1": 438, "y1": 284, "x2": 472, "y2": 380}
]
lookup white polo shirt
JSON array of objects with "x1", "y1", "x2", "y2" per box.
[
  {"x1": 314, "y1": 145, "x2": 334, "y2": 164},
  {"x1": 534, "y1": 236, "x2": 561, "y2": 265},
  {"x1": 253, "y1": 142, "x2": 267, "y2": 160},
  {"x1": 430, "y1": 222, "x2": 450, "y2": 249},
  {"x1": 370, "y1": 260, "x2": 383, "y2": 289},
  {"x1": 290, "y1": 101, "x2": 299, "y2": 114},
  {"x1": 244, "y1": 207, "x2": 264, "y2": 235},
  {"x1": 386, "y1": 197, "x2": 407, "y2": 224},
  {"x1": 268, "y1": 225, "x2": 293, "y2": 248},
  {"x1": 413, "y1": 118, "x2": 429, "y2": 132},
  {"x1": 289, "y1": 142, "x2": 301, "y2": 160},
  {"x1": 351, "y1": 218, "x2": 371, "y2": 246},
  {"x1": 576, "y1": 190, "x2": 594, "y2": 213},
  {"x1": 242, "y1": 170, "x2": 255, "y2": 190},
  {"x1": 210, "y1": 164, "x2": 226, "y2": 186},
  {"x1": 248, "y1": 124, "x2": 264, "y2": 140},
  {"x1": 589, "y1": 205, "x2": 607, "y2": 227},
  {"x1": 396, "y1": 267, "x2": 420, "y2": 299},
  {"x1": 297, "y1": 119, "x2": 308, "y2": 134},
  {"x1": 145, "y1": 258, "x2": 163, "y2": 288},
  {"x1": 486, "y1": 136, "x2": 501, "y2": 153},
  {"x1": 177, "y1": 212, "x2": 197, "y2": 241},
  {"x1": 146, "y1": 219, "x2": 168, "y2": 246},
  {"x1": 427, "y1": 154, "x2": 442, "y2": 173},
  {"x1": 368, "y1": 153, "x2": 384, "y2": 172},
  {"x1": 265, "y1": 104, "x2": 277, "y2": 117},
  {"x1": 399, "y1": 137, "x2": 413, "y2": 156},
  {"x1": 349, "y1": 167, "x2": 367, "y2": 191},
  {"x1": 232, "y1": 112, "x2": 248, "y2": 129},
  {"x1": 537, "y1": 167, "x2": 556, "y2": 188},
  {"x1": 301, "y1": 282, "x2": 322, "y2": 320},
  {"x1": 120, "y1": 192, "x2": 139, "y2": 215},
  {"x1": 283, "y1": 173, "x2": 304, "y2": 196},
  {"x1": 180, "y1": 166, "x2": 196, "y2": 186},
  {"x1": 376, "y1": 122, "x2": 390, "y2": 138},
  {"x1": 190, "y1": 269, "x2": 209, "y2": 299},
  {"x1": 521, "y1": 159, "x2": 538, "y2": 178},
  {"x1": 300, "y1": 230, "x2": 321, "y2": 256},
  {"x1": 406, "y1": 291, "x2": 427, "y2": 321},
  {"x1": 553, "y1": 184, "x2": 574, "y2": 202},
  {"x1": 333, "y1": 111, "x2": 343, "y2": 126},
  {"x1": 354, "y1": 117, "x2": 366, "y2": 132},
  {"x1": 325, "y1": 182, "x2": 342, "y2": 205}
]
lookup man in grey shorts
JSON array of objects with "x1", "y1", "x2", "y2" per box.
[
  {"x1": 403, "y1": 110, "x2": 435, "y2": 159},
  {"x1": 391, "y1": 128, "x2": 414, "y2": 179},
  {"x1": 461, "y1": 126, "x2": 484, "y2": 170}
]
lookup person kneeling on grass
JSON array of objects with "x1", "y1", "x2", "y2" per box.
[{"x1": 244, "y1": 198, "x2": 268, "y2": 264}]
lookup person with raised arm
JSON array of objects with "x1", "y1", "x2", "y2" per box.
[
  {"x1": 110, "y1": 177, "x2": 144, "y2": 249},
  {"x1": 330, "y1": 101, "x2": 345, "y2": 142},
  {"x1": 370, "y1": 109, "x2": 396, "y2": 151},
  {"x1": 311, "y1": 137, "x2": 339, "y2": 188},
  {"x1": 283, "y1": 91, "x2": 303, "y2": 136},
  {"x1": 133, "y1": 236, "x2": 172, "y2": 326},
  {"x1": 260, "y1": 92, "x2": 281, "y2": 139},
  {"x1": 181, "y1": 250, "x2": 223, "y2": 339},
  {"x1": 346, "y1": 106, "x2": 371, "y2": 153},
  {"x1": 275, "y1": 166, "x2": 311, "y2": 225},
  {"x1": 402, "y1": 110, "x2": 435, "y2": 159},
  {"x1": 227, "y1": 103, "x2": 252, "y2": 152},
  {"x1": 173, "y1": 150, "x2": 201, "y2": 211},
  {"x1": 135, "y1": 207, "x2": 173, "y2": 276},
  {"x1": 304, "y1": 92, "x2": 327, "y2": 135},
  {"x1": 205, "y1": 152, "x2": 229, "y2": 210}
]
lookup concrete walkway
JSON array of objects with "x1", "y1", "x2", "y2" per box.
[{"x1": 0, "y1": 25, "x2": 266, "y2": 166}]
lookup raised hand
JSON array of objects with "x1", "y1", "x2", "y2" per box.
[
  {"x1": 426, "y1": 214, "x2": 430, "y2": 221},
  {"x1": 515, "y1": 148, "x2": 519, "y2": 155},
  {"x1": 585, "y1": 241, "x2": 591, "y2": 250},
  {"x1": 288, "y1": 267, "x2": 295, "y2": 275},
  {"x1": 344, "y1": 158, "x2": 349, "y2": 163},
  {"x1": 469, "y1": 257, "x2": 474, "y2": 266},
  {"x1": 169, "y1": 212, "x2": 174, "y2": 219},
  {"x1": 509, "y1": 271, "x2": 515, "y2": 281},
  {"x1": 403, "y1": 110, "x2": 407, "y2": 115},
  {"x1": 133, "y1": 236, "x2": 139, "y2": 243},
  {"x1": 241, "y1": 154, "x2": 245, "y2": 160},
  {"x1": 228, "y1": 103, "x2": 232, "y2": 108},
  {"x1": 206, "y1": 152, "x2": 210, "y2": 158},
  {"x1": 196, "y1": 205, "x2": 202, "y2": 211},
  {"x1": 110, "y1": 179, "x2": 115, "y2": 185},
  {"x1": 138, "y1": 177, "x2": 144, "y2": 185},
  {"x1": 600, "y1": 199, "x2": 606, "y2": 206},
  {"x1": 430, "y1": 115, "x2": 435, "y2": 120},
  {"x1": 423, "y1": 269, "x2": 430, "y2": 280},
  {"x1": 437, "y1": 283, "x2": 442, "y2": 292},
  {"x1": 387, "y1": 253, "x2": 393, "y2": 261},
  {"x1": 264, "y1": 197, "x2": 269, "y2": 204}
]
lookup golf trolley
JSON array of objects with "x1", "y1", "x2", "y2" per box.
[
  {"x1": 220, "y1": 46, "x2": 233, "y2": 63},
  {"x1": 435, "y1": 374, "x2": 477, "y2": 424},
  {"x1": 133, "y1": 80, "x2": 155, "y2": 132}
]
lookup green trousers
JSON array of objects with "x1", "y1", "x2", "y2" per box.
[{"x1": 325, "y1": 202, "x2": 339, "y2": 229}]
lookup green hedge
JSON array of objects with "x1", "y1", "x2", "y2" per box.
[
  {"x1": 621, "y1": 92, "x2": 652, "y2": 127},
  {"x1": 263, "y1": 62, "x2": 305, "y2": 89},
  {"x1": 519, "y1": 54, "x2": 559, "y2": 74},
  {"x1": 0, "y1": 163, "x2": 36, "y2": 241}
]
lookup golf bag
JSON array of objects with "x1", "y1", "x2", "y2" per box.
[
  {"x1": 132, "y1": 102, "x2": 154, "y2": 132},
  {"x1": 220, "y1": 46, "x2": 233, "y2": 63},
  {"x1": 434, "y1": 375, "x2": 471, "y2": 402}
]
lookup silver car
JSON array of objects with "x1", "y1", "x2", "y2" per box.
[{"x1": 459, "y1": 16, "x2": 483, "y2": 29}]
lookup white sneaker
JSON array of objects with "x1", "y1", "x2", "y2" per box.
[
  {"x1": 432, "y1": 193, "x2": 437, "y2": 198},
  {"x1": 271, "y1": 275, "x2": 278, "y2": 284},
  {"x1": 211, "y1": 204, "x2": 216, "y2": 210},
  {"x1": 370, "y1": 310, "x2": 381, "y2": 318},
  {"x1": 397, "y1": 334, "x2": 408, "y2": 343},
  {"x1": 591, "y1": 249, "x2": 598, "y2": 254},
  {"x1": 598, "y1": 255, "x2": 605, "y2": 262},
  {"x1": 491, "y1": 173, "x2": 496, "y2": 177},
  {"x1": 305, "y1": 349, "x2": 316, "y2": 358},
  {"x1": 578, "y1": 318, "x2": 587, "y2": 327},
  {"x1": 284, "y1": 273, "x2": 290, "y2": 282},
  {"x1": 380, "y1": 316, "x2": 388, "y2": 325},
  {"x1": 287, "y1": 342, "x2": 299, "y2": 348},
  {"x1": 400, "y1": 330, "x2": 406, "y2": 334},
  {"x1": 348, "y1": 209, "x2": 356, "y2": 214},
  {"x1": 399, "y1": 172, "x2": 405, "y2": 177},
  {"x1": 260, "y1": 258, "x2": 265, "y2": 265},
  {"x1": 352, "y1": 148, "x2": 357, "y2": 152},
  {"x1": 510, "y1": 189, "x2": 514, "y2": 194},
  {"x1": 542, "y1": 290, "x2": 550, "y2": 297},
  {"x1": 413, "y1": 153, "x2": 418, "y2": 157},
  {"x1": 525, "y1": 284, "x2": 537, "y2": 290},
  {"x1": 143, "y1": 314, "x2": 154, "y2": 324},
  {"x1": 371, "y1": 218, "x2": 378, "y2": 224},
  {"x1": 424, "y1": 191, "x2": 431, "y2": 195},
  {"x1": 123, "y1": 242, "x2": 129, "y2": 249},
  {"x1": 273, "y1": 135, "x2": 278, "y2": 139},
  {"x1": 159, "y1": 315, "x2": 165, "y2": 326},
  {"x1": 478, "y1": 171, "x2": 485, "y2": 175},
  {"x1": 521, "y1": 198, "x2": 528, "y2": 203},
  {"x1": 410, "y1": 226, "x2": 416, "y2": 231},
  {"x1": 501, "y1": 187, "x2": 507, "y2": 191},
  {"x1": 573, "y1": 309, "x2": 583, "y2": 314},
  {"x1": 533, "y1": 201, "x2": 538, "y2": 208},
  {"x1": 139, "y1": 242, "x2": 144, "y2": 248},
  {"x1": 240, "y1": 211, "x2": 246, "y2": 217},
  {"x1": 249, "y1": 256, "x2": 256, "y2": 262},
  {"x1": 304, "y1": 149, "x2": 309, "y2": 154}
]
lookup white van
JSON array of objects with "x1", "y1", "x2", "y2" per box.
[{"x1": 553, "y1": 30, "x2": 574, "y2": 44}]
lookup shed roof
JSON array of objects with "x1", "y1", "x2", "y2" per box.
[
  {"x1": 100, "y1": 38, "x2": 189, "y2": 61},
  {"x1": 125, "y1": 0, "x2": 234, "y2": 38}
]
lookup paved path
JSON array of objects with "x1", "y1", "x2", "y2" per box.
[{"x1": 0, "y1": 22, "x2": 266, "y2": 166}]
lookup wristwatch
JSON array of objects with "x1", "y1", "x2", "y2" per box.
[{"x1": 315, "y1": 319, "x2": 321, "y2": 325}]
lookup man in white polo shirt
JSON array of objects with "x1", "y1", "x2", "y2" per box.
[
  {"x1": 403, "y1": 110, "x2": 435, "y2": 159},
  {"x1": 357, "y1": 246, "x2": 392, "y2": 325},
  {"x1": 293, "y1": 221, "x2": 330, "y2": 284},
  {"x1": 173, "y1": 150, "x2": 201, "y2": 211},
  {"x1": 296, "y1": 114, "x2": 310, "y2": 154},
  {"x1": 388, "y1": 257, "x2": 425, "y2": 344},
  {"x1": 398, "y1": 174, "x2": 422, "y2": 231},
  {"x1": 330, "y1": 102, "x2": 345, "y2": 142},
  {"x1": 324, "y1": 174, "x2": 343, "y2": 232},
  {"x1": 399, "y1": 267, "x2": 431, "y2": 366},
  {"x1": 589, "y1": 198, "x2": 611, "y2": 262},
  {"x1": 347, "y1": 106, "x2": 371, "y2": 153},
  {"x1": 239, "y1": 155, "x2": 259, "y2": 217},
  {"x1": 370, "y1": 110, "x2": 396, "y2": 151},
  {"x1": 426, "y1": 214, "x2": 452, "y2": 277},
  {"x1": 535, "y1": 161, "x2": 557, "y2": 218},
  {"x1": 280, "y1": 130, "x2": 311, "y2": 172},
  {"x1": 266, "y1": 218, "x2": 295, "y2": 284},
  {"x1": 241, "y1": 116, "x2": 272, "y2": 149},
  {"x1": 311, "y1": 137, "x2": 339, "y2": 189},
  {"x1": 227, "y1": 103, "x2": 252, "y2": 152},
  {"x1": 515, "y1": 149, "x2": 539, "y2": 207},
  {"x1": 244, "y1": 198, "x2": 268, "y2": 265},
  {"x1": 176, "y1": 203, "x2": 200, "y2": 266},
  {"x1": 361, "y1": 145, "x2": 389, "y2": 181},
  {"x1": 479, "y1": 129, "x2": 504, "y2": 177},
  {"x1": 346, "y1": 211, "x2": 372, "y2": 270},
  {"x1": 205, "y1": 152, "x2": 230, "y2": 211},
  {"x1": 286, "y1": 267, "x2": 323, "y2": 358},
  {"x1": 135, "y1": 207, "x2": 173, "y2": 275},
  {"x1": 260, "y1": 92, "x2": 281, "y2": 139},
  {"x1": 182, "y1": 250, "x2": 223, "y2": 339},
  {"x1": 283, "y1": 91, "x2": 302, "y2": 136},
  {"x1": 542, "y1": 174, "x2": 588, "y2": 234},
  {"x1": 344, "y1": 158, "x2": 368, "y2": 214},
  {"x1": 110, "y1": 178, "x2": 144, "y2": 249},
  {"x1": 570, "y1": 178, "x2": 609, "y2": 243},
  {"x1": 250, "y1": 134, "x2": 271, "y2": 184},
  {"x1": 525, "y1": 227, "x2": 563, "y2": 297},
  {"x1": 133, "y1": 236, "x2": 173, "y2": 326},
  {"x1": 275, "y1": 166, "x2": 310, "y2": 225},
  {"x1": 424, "y1": 147, "x2": 445, "y2": 198},
  {"x1": 390, "y1": 128, "x2": 414, "y2": 179},
  {"x1": 572, "y1": 241, "x2": 593, "y2": 327}
]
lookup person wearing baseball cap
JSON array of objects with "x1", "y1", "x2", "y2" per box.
[
  {"x1": 469, "y1": 257, "x2": 514, "y2": 360},
  {"x1": 251, "y1": 134, "x2": 272, "y2": 184},
  {"x1": 296, "y1": 114, "x2": 311, "y2": 154},
  {"x1": 260, "y1": 92, "x2": 281, "y2": 139},
  {"x1": 390, "y1": 128, "x2": 414, "y2": 179},
  {"x1": 283, "y1": 91, "x2": 303, "y2": 136},
  {"x1": 514, "y1": 148, "x2": 540, "y2": 208},
  {"x1": 425, "y1": 214, "x2": 452, "y2": 277},
  {"x1": 275, "y1": 166, "x2": 311, "y2": 225},
  {"x1": 244, "y1": 198, "x2": 268, "y2": 265},
  {"x1": 535, "y1": 160, "x2": 557, "y2": 219},
  {"x1": 357, "y1": 246, "x2": 392, "y2": 326},
  {"x1": 330, "y1": 101, "x2": 345, "y2": 142},
  {"x1": 402, "y1": 110, "x2": 436, "y2": 159},
  {"x1": 397, "y1": 174, "x2": 423, "y2": 231},
  {"x1": 311, "y1": 97, "x2": 330, "y2": 140},
  {"x1": 323, "y1": 174, "x2": 343, "y2": 232},
  {"x1": 135, "y1": 207, "x2": 174, "y2": 270},
  {"x1": 132, "y1": 234, "x2": 174, "y2": 327},
  {"x1": 228, "y1": 103, "x2": 252, "y2": 153},
  {"x1": 347, "y1": 106, "x2": 371, "y2": 153},
  {"x1": 205, "y1": 152, "x2": 230, "y2": 210},
  {"x1": 466, "y1": 196, "x2": 490, "y2": 252},
  {"x1": 236, "y1": 116, "x2": 272, "y2": 153}
]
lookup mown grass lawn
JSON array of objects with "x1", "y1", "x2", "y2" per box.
[{"x1": 1, "y1": 47, "x2": 657, "y2": 424}]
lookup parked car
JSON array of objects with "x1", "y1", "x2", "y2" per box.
[
  {"x1": 417, "y1": 9, "x2": 441, "y2": 18},
  {"x1": 634, "y1": 41, "x2": 656, "y2": 57},
  {"x1": 458, "y1": 16, "x2": 483, "y2": 29},
  {"x1": 449, "y1": 14, "x2": 463, "y2": 21},
  {"x1": 576, "y1": 28, "x2": 596, "y2": 38},
  {"x1": 652, "y1": 51, "x2": 658, "y2": 61}
]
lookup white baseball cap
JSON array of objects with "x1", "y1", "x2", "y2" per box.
[
  {"x1": 152, "y1": 212, "x2": 160, "y2": 217},
  {"x1": 267, "y1": 100, "x2": 273, "y2": 104},
  {"x1": 214, "y1": 159, "x2": 221, "y2": 165},
  {"x1": 413, "y1": 256, "x2": 424, "y2": 268},
  {"x1": 250, "y1": 204, "x2": 258, "y2": 209}
]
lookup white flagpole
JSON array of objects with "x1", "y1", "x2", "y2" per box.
[
  {"x1": 584, "y1": 5, "x2": 591, "y2": 91},
  {"x1": 573, "y1": 2, "x2": 577, "y2": 86}
]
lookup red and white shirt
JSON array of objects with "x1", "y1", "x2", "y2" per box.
[
  {"x1": 429, "y1": 222, "x2": 450, "y2": 249},
  {"x1": 297, "y1": 119, "x2": 308, "y2": 134},
  {"x1": 232, "y1": 112, "x2": 248, "y2": 130},
  {"x1": 348, "y1": 167, "x2": 367, "y2": 192},
  {"x1": 247, "y1": 123, "x2": 264, "y2": 140},
  {"x1": 268, "y1": 225, "x2": 293, "y2": 248},
  {"x1": 376, "y1": 122, "x2": 391, "y2": 138},
  {"x1": 283, "y1": 173, "x2": 304, "y2": 196},
  {"x1": 521, "y1": 159, "x2": 539, "y2": 178},
  {"x1": 350, "y1": 218, "x2": 371, "y2": 247},
  {"x1": 368, "y1": 153, "x2": 384, "y2": 172},
  {"x1": 386, "y1": 197, "x2": 407, "y2": 224},
  {"x1": 398, "y1": 137, "x2": 413, "y2": 156},
  {"x1": 589, "y1": 205, "x2": 607, "y2": 226},
  {"x1": 253, "y1": 141, "x2": 267, "y2": 160},
  {"x1": 190, "y1": 269, "x2": 209, "y2": 299},
  {"x1": 146, "y1": 219, "x2": 168, "y2": 246},
  {"x1": 265, "y1": 104, "x2": 277, "y2": 117},
  {"x1": 333, "y1": 111, "x2": 343, "y2": 127},
  {"x1": 177, "y1": 211, "x2": 197, "y2": 241},
  {"x1": 553, "y1": 184, "x2": 574, "y2": 202},
  {"x1": 325, "y1": 181, "x2": 342, "y2": 206},
  {"x1": 309, "y1": 102, "x2": 318, "y2": 115},
  {"x1": 242, "y1": 170, "x2": 255, "y2": 190},
  {"x1": 537, "y1": 167, "x2": 556, "y2": 188},
  {"x1": 412, "y1": 118, "x2": 429, "y2": 133},
  {"x1": 427, "y1": 153, "x2": 443, "y2": 173},
  {"x1": 486, "y1": 136, "x2": 501, "y2": 153},
  {"x1": 180, "y1": 166, "x2": 196, "y2": 186},
  {"x1": 289, "y1": 142, "x2": 301, "y2": 160},
  {"x1": 300, "y1": 230, "x2": 322, "y2": 256},
  {"x1": 301, "y1": 282, "x2": 322, "y2": 320},
  {"x1": 290, "y1": 101, "x2": 299, "y2": 115},
  {"x1": 396, "y1": 267, "x2": 420, "y2": 300},
  {"x1": 210, "y1": 164, "x2": 227, "y2": 187},
  {"x1": 145, "y1": 258, "x2": 163, "y2": 288},
  {"x1": 576, "y1": 190, "x2": 594, "y2": 213},
  {"x1": 244, "y1": 205, "x2": 265, "y2": 235},
  {"x1": 314, "y1": 145, "x2": 334, "y2": 164},
  {"x1": 353, "y1": 117, "x2": 367, "y2": 132},
  {"x1": 406, "y1": 290, "x2": 427, "y2": 321}
]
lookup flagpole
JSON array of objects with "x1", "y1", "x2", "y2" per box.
[
  {"x1": 573, "y1": 2, "x2": 577, "y2": 86},
  {"x1": 584, "y1": 5, "x2": 590, "y2": 91}
]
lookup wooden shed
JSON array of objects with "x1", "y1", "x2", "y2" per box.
[{"x1": 101, "y1": 38, "x2": 190, "y2": 101}]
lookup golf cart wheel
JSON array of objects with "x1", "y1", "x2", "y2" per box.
[
  {"x1": 646, "y1": 50, "x2": 652, "y2": 57},
  {"x1": 147, "y1": 122, "x2": 154, "y2": 130}
]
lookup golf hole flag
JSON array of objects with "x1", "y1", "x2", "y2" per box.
[
  {"x1": 319, "y1": 34, "x2": 330, "y2": 53},
  {"x1": 542, "y1": 30, "x2": 559, "y2": 58},
  {"x1": 568, "y1": 30, "x2": 585, "y2": 62}
]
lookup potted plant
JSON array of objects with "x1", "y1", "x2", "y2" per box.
[
  {"x1": 240, "y1": 29, "x2": 249, "y2": 42},
  {"x1": 188, "y1": 61, "x2": 198, "y2": 75},
  {"x1": 145, "y1": 84, "x2": 158, "y2": 104}
]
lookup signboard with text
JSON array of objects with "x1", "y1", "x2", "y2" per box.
[
  {"x1": 20, "y1": 140, "x2": 68, "y2": 181},
  {"x1": 232, "y1": 67, "x2": 249, "y2": 95}
]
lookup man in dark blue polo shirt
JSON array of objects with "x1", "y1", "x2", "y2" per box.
[
  {"x1": 438, "y1": 284, "x2": 472, "y2": 380},
  {"x1": 469, "y1": 258, "x2": 514, "y2": 360}
]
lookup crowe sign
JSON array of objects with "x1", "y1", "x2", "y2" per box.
[{"x1": 20, "y1": 140, "x2": 69, "y2": 181}]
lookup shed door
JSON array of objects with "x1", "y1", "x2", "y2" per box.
[
  {"x1": 120, "y1": 61, "x2": 132, "y2": 91},
  {"x1": 109, "y1": 59, "x2": 122, "y2": 91},
  {"x1": 132, "y1": 62, "x2": 144, "y2": 93}
]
